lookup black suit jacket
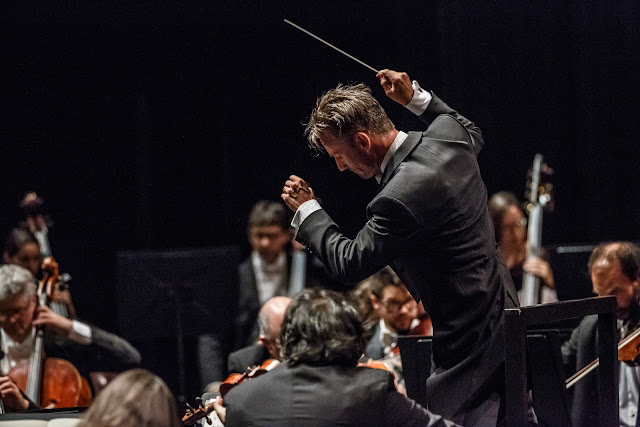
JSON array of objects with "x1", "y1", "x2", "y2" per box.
[
  {"x1": 227, "y1": 343, "x2": 270, "y2": 374},
  {"x1": 42, "y1": 324, "x2": 142, "y2": 379},
  {"x1": 233, "y1": 252, "x2": 342, "y2": 350},
  {"x1": 561, "y1": 315, "x2": 638, "y2": 427},
  {"x1": 297, "y1": 93, "x2": 519, "y2": 424},
  {"x1": 224, "y1": 361, "x2": 458, "y2": 427},
  {"x1": 233, "y1": 256, "x2": 289, "y2": 350}
]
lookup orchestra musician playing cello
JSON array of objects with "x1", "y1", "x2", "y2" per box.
[{"x1": 0, "y1": 264, "x2": 141, "y2": 411}]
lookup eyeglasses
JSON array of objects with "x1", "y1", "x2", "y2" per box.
[
  {"x1": 504, "y1": 217, "x2": 527, "y2": 230},
  {"x1": 381, "y1": 298, "x2": 416, "y2": 312},
  {"x1": 0, "y1": 302, "x2": 31, "y2": 322}
]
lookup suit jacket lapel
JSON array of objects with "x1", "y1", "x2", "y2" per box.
[{"x1": 380, "y1": 131, "x2": 422, "y2": 187}]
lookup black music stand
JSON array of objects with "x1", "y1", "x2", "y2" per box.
[
  {"x1": 116, "y1": 245, "x2": 241, "y2": 403},
  {"x1": 504, "y1": 296, "x2": 617, "y2": 427}
]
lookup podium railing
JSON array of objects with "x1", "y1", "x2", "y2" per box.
[{"x1": 504, "y1": 296, "x2": 617, "y2": 427}]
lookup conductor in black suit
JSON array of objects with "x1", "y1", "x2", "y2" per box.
[
  {"x1": 281, "y1": 69, "x2": 521, "y2": 425},
  {"x1": 215, "y1": 288, "x2": 457, "y2": 426}
]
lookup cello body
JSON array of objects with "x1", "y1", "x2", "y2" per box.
[{"x1": 9, "y1": 358, "x2": 92, "y2": 408}]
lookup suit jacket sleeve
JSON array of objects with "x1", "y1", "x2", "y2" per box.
[
  {"x1": 381, "y1": 374, "x2": 460, "y2": 426},
  {"x1": 297, "y1": 194, "x2": 421, "y2": 284},
  {"x1": 419, "y1": 92, "x2": 484, "y2": 156},
  {"x1": 90, "y1": 325, "x2": 142, "y2": 368}
]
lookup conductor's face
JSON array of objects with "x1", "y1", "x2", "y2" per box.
[{"x1": 321, "y1": 132, "x2": 379, "y2": 179}]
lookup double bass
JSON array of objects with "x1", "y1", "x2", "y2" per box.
[{"x1": 8, "y1": 258, "x2": 92, "y2": 409}]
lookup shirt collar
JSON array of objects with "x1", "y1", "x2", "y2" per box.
[
  {"x1": 375, "y1": 131, "x2": 408, "y2": 184},
  {"x1": 252, "y1": 251, "x2": 286, "y2": 274}
]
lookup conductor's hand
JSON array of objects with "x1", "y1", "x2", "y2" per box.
[
  {"x1": 32, "y1": 305, "x2": 73, "y2": 337},
  {"x1": 0, "y1": 376, "x2": 30, "y2": 412},
  {"x1": 282, "y1": 175, "x2": 315, "y2": 212},
  {"x1": 376, "y1": 69, "x2": 414, "y2": 106}
]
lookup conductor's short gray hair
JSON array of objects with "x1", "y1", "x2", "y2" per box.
[
  {"x1": 305, "y1": 83, "x2": 394, "y2": 154},
  {"x1": 0, "y1": 265, "x2": 37, "y2": 302}
]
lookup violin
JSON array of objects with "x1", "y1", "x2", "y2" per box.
[
  {"x1": 182, "y1": 359, "x2": 280, "y2": 425},
  {"x1": 219, "y1": 359, "x2": 280, "y2": 397},
  {"x1": 566, "y1": 324, "x2": 640, "y2": 389},
  {"x1": 8, "y1": 257, "x2": 92, "y2": 408}
]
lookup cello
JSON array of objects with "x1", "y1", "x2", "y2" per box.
[{"x1": 8, "y1": 257, "x2": 92, "y2": 408}]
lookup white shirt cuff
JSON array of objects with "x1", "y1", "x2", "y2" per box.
[
  {"x1": 405, "y1": 80, "x2": 432, "y2": 116},
  {"x1": 68, "y1": 320, "x2": 92, "y2": 345},
  {"x1": 291, "y1": 200, "x2": 323, "y2": 236}
]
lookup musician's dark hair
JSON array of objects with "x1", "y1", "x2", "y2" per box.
[
  {"x1": 368, "y1": 266, "x2": 403, "y2": 300},
  {"x1": 3, "y1": 228, "x2": 39, "y2": 258},
  {"x1": 589, "y1": 242, "x2": 640, "y2": 282},
  {"x1": 281, "y1": 288, "x2": 367, "y2": 366},
  {"x1": 487, "y1": 191, "x2": 521, "y2": 243},
  {"x1": 247, "y1": 200, "x2": 291, "y2": 231},
  {"x1": 305, "y1": 83, "x2": 395, "y2": 155}
]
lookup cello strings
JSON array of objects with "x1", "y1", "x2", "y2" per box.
[{"x1": 283, "y1": 19, "x2": 379, "y2": 74}]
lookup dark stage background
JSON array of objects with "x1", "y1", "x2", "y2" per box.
[{"x1": 3, "y1": 0, "x2": 639, "y2": 402}]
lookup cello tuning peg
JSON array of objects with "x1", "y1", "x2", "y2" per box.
[
  {"x1": 205, "y1": 415, "x2": 213, "y2": 425},
  {"x1": 186, "y1": 402, "x2": 196, "y2": 411}
]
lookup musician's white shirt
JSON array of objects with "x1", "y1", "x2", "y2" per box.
[
  {"x1": 619, "y1": 320, "x2": 640, "y2": 427},
  {"x1": 0, "y1": 321, "x2": 92, "y2": 376},
  {"x1": 252, "y1": 251, "x2": 287, "y2": 306}
]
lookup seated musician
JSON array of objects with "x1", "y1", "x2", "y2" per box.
[
  {"x1": 226, "y1": 296, "x2": 291, "y2": 375},
  {"x1": 213, "y1": 288, "x2": 458, "y2": 426},
  {"x1": 0, "y1": 264, "x2": 141, "y2": 411},
  {"x1": 488, "y1": 191, "x2": 557, "y2": 303},
  {"x1": 3, "y1": 228, "x2": 76, "y2": 318},
  {"x1": 562, "y1": 242, "x2": 640, "y2": 427}
]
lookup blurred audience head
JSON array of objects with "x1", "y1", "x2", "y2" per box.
[{"x1": 78, "y1": 368, "x2": 179, "y2": 427}]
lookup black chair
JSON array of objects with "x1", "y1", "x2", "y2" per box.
[{"x1": 504, "y1": 296, "x2": 617, "y2": 427}]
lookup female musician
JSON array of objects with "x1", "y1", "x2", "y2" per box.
[
  {"x1": 488, "y1": 191, "x2": 558, "y2": 303},
  {"x1": 3, "y1": 228, "x2": 75, "y2": 318},
  {"x1": 0, "y1": 264, "x2": 141, "y2": 411}
]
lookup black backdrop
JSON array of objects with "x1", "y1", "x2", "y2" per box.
[{"x1": 2, "y1": 0, "x2": 639, "y2": 396}]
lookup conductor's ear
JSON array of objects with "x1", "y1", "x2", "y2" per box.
[{"x1": 354, "y1": 132, "x2": 371, "y2": 151}]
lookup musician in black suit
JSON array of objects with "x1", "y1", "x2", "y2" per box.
[
  {"x1": 198, "y1": 201, "x2": 338, "y2": 391},
  {"x1": 282, "y1": 69, "x2": 522, "y2": 425},
  {"x1": 561, "y1": 242, "x2": 640, "y2": 427},
  {"x1": 215, "y1": 288, "x2": 457, "y2": 426},
  {"x1": 0, "y1": 264, "x2": 141, "y2": 411},
  {"x1": 227, "y1": 296, "x2": 290, "y2": 374}
]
